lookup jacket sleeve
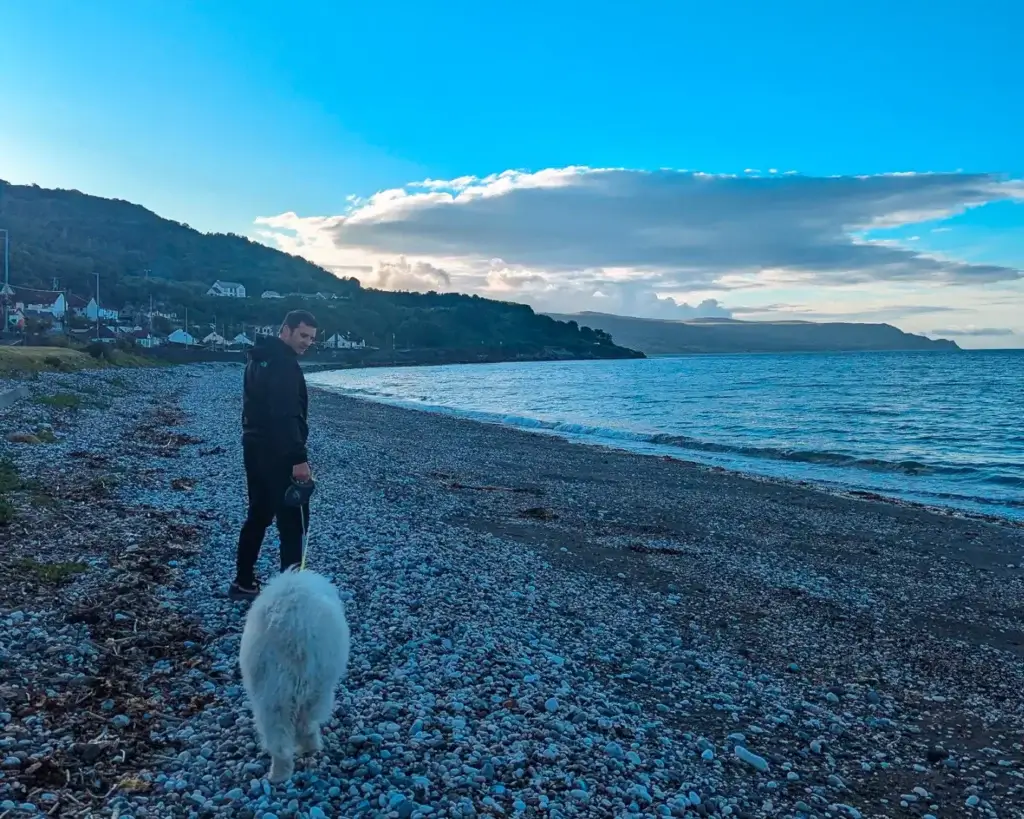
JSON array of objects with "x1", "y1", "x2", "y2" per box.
[{"x1": 265, "y1": 361, "x2": 308, "y2": 465}]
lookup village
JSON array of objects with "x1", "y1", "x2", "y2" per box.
[{"x1": 0, "y1": 277, "x2": 368, "y2": 352}]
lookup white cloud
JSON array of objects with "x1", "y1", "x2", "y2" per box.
[
  {"x1": 372, "y1": 257, "x2": 451, "y2": 291},
  {"x1": 252, "y1": 166, "x2": 1024, "y2": 328}
]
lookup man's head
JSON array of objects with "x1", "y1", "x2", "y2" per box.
[{"x1": 279, "y1": 310, "x2": 317, "y2": 355}]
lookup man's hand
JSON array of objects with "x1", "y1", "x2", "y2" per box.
[{"x1": 292, "y1": 462, "x2": 312, "y2": 482}]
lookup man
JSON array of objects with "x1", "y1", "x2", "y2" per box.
[{"x1": 228, "y1": 310, "x2": 318, "y2": 601}]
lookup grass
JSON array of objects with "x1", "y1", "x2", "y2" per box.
[
  {"x1": 34, "y1": 392, "x2": 83, "y2": 410},
  {"x1": 0, "y1": 347, "x2": 95, "y2": 375},
  {"x1": 0, "y1": 459, "x2": 40, "y2": 524},
  {"x1": 89, "y1": 475, "x2": 118, "y2": 495},
  {"x1": 0, "y1": 457, "x2": 22, "y2": 523},
  {"x1": 0, "y1": 345, "x2": 166, "y2": 377},
  {"x1": 11, "y1": 557, "x2": 90, "y2": 584},
  {"x1": 0, "y1": 457, "x2": 25, "y2": 493}
]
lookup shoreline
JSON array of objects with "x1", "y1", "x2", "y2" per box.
[
  {"x1": 1, "y1": 363, "x2": 1022, "y2": 817},
  {"x1": 307, "y1": 381, "x2": 1024, "y2": 529}
]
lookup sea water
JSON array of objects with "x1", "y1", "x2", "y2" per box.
[{"x1": 309, "y1": 349, "x2": 1024, "y2": 521}]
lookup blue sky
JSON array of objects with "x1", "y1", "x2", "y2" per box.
[{"x1": 2, "y1": 0, "x2": 1022, "y2": 346}]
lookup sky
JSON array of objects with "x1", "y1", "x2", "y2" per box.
[{"x1": 2, "y1": 0, "x2": 1022, "y2": 348}]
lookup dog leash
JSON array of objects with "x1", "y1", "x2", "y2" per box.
[
  {"x1": 299, "y1": 504, "x2": 312, "y2": 571},
  {"x1": 283, "y1": 477, "x2": 317, "y2": 571}
]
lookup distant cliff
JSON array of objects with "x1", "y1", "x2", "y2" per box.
[{"x1": 543, "y1": 313, "x2": 961, "y2": 355}]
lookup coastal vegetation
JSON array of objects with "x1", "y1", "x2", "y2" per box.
[{"x1": 0, "y1": 181, "x2": 642, "y2": 362}]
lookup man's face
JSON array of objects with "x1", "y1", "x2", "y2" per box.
[{"x1": 281, "y1": 322, "x2": 316, "y2": 355}]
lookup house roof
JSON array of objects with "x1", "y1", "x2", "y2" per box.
[
  {"x1": 73, "y1": 325, "x2": 120, "y2": 339},
  {"x1": 7, "y1": 286, "x2": 64, "y2": 304},
  {"x1": 211, "y1": 280, "x2": 244, "y2": 288}
]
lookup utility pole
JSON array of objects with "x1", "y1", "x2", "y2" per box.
[
  {"x1": 94, "y1": 272, "x2": 100, "y2": 341},
  {"x1": 1, "y1": 229, "x2": 9, "y2": 335}
]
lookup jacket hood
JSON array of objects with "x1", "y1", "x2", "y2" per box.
[{"x1": 247, "y1": 335, "x2": 296, "y2": 363}]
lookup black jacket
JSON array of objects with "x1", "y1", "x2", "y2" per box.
[{"x1": 241, "y1": 337, "x2": 309, "y2": 466}]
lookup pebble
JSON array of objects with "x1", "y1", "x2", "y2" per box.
[
  {"x1": 734, "y1": 746, "x2": 769, "y2": 772},
  {"x1": 2, "y1": 363, "x2": 1022, "y2": 818}
]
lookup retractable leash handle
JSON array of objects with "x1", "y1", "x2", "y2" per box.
[{"x1": 283, "y1": 477, "x2": 317, "y2": 570}]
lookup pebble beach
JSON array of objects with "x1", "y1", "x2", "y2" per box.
[{"x1": 1, "y1": 362, "x2": 1022, "y2": 819}]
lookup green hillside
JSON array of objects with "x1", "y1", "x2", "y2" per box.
[{"x1": 0, "y1": 180, "x2": 642, "y2": 360}]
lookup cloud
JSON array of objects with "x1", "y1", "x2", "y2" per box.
[
  {"x1": 930, "y1": 327, "x2": 1017, "y2": 337},
  {"x1": 253, "y1": 167, "x2": 1024, "y2": 321},
  {"x1": 322, "y1": 167, "x2": 1022, "y2": 285},
  {"x1": 371, "y1": 257, "x2": 451, "y2": 291}
]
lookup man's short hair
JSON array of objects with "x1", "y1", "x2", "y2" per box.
[{"x1": 281, "y1": 310, "x2": 317, "y2": 331}]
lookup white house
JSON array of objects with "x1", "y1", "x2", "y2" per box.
[
  {"x1": 167, "y1": 329, "x2": 196, "y2": 346},
  {"x1": 76, "y1": 297, "x2": 119, "y2": 322},
  {"x1": 132, "y1": 330, "x2": 162, "y2": 349},
  {"x1": 323, "y1": 333, "x2": 365, "y2": 350},
  {"x1": 203, "y1": 331, "x2": 227, "y2": 347},
  {"x1": 207, "y1": 280, "x2": 247, "y2": 298},
  {"x1": 261, "y1": 290, "x2": 283, "y2": 299},
  {"x1": 255, "y1": 324, "x2": 277, "y2": 337},
  {"x1": 232, "y1": 332, "x2": 254, "y2": 347},
  {"x1": 7, "y1": 287, "x2": 68, "y2": 319}
]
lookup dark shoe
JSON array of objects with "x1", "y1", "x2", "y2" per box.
[{"x1": 227, "y1": 579, "x2": 261, "y2": 601}]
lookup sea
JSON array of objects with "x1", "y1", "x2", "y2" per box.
[{"x1": 307, "y1": 350, "x2": 1024, "y2": 522}]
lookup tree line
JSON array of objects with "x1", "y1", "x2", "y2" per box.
[{"x1": 0, "y1": 180, "x2": 636, "y2": 358}]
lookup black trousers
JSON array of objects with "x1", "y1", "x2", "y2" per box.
[{"x1": 235, "y1": 438, "x2": 309, "y2": 584}]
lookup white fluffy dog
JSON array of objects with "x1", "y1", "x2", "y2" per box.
[{"x1": 238, "y1": 568, "x2": 350, "y2": 783}]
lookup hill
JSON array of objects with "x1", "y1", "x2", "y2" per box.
[
  {"x1": 0, "y1": 181, "x2": 642, "y2": 361},
  {"x1": 544, "y1": 312, "x2": 960, "y2": 355}
]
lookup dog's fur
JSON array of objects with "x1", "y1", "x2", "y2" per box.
[{"x1": 238, "y1": 568, "x2": 350, "y2": 783}]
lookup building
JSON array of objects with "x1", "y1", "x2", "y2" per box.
[
  {"x1": 323, "y1": 333, "x2": 365, "y2": 350},
  {"x1": 232, "y1": 332, "x2": 255, "y2": 347},
  {"x1": 261, "y1": 290, "x2": 283, "y2": 299},
  {"x1": 202, "y1": 331, "x2": 227, "y2": 347},
  {"x1": 4, "y1": 286, "x2": 68, "y2": 319},
  {"x1": 207, "y1": 280, "x2": 247, "y2": 298},
  {"x1": 132, "y1": 330, "x2": 161, "y2": 349},
  {"x1": 75, "y1": 297, "x2": 120, "y2": 322},
  {"x1": 167, "y1": 329, "x2": 197, "y2": 346}
]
